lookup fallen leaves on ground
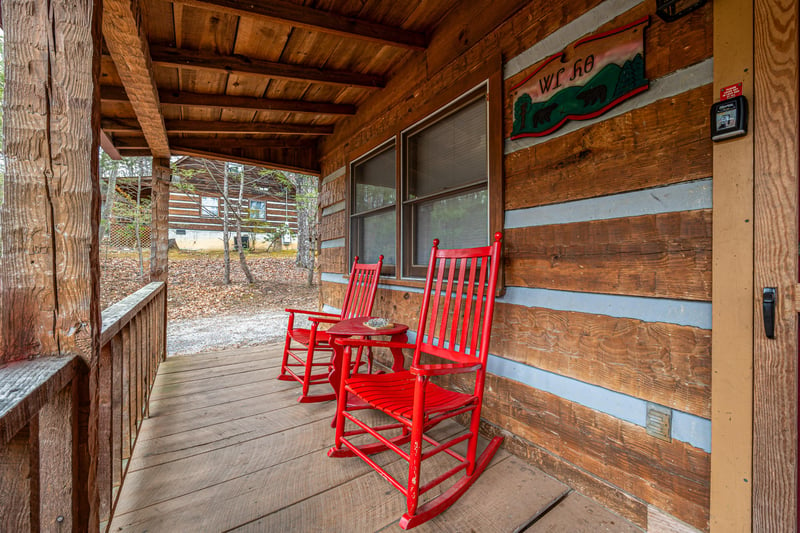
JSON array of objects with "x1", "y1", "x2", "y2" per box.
[{"x1": 100, "y1": 251, "x2": 317, "y2": 322}]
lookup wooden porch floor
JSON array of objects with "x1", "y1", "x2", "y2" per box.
[{"x1": 110, "y1": 344, "x2": 641, "y2": 532}]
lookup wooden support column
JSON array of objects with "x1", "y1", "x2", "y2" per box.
[
  {"x1": 150, "y1": 158, "x2": 170, "y2": 283},
  {"x1": 710, "y1": 0, "x2": 754, "y2": 530},
  {"x1": 0, "y1": 0, "x2": 103, "y2": 528},
  {"x1": 752, "y1": 0, "x2": 800, "y2": 529}
]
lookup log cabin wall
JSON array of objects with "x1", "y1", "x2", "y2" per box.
[{"x1": 317, "y1": 1, "x2": 713, "y2": 531}]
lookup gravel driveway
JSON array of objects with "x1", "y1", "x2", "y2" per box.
[{"x1": 167, "y1": 310, "x2": 311, "y2": 356}]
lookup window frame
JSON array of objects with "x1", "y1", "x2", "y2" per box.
[
  {"x1": 401, "y1": 88, "x2": 490, "y2": 278},
  {"x1": 200, "y1": 196, "x2": 219, "y2": 218},
  {"x1": 345, "y1": 55, "x2": 503, "y2": 290},
  {"x1": 250, "y1": 199, "x2": 267, "y2": 220},
  {"x1": 348, "y1": 138, "x2": 398, "y2": 276}
]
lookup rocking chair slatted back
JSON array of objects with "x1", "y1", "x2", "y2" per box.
[
  {"x1": 415, "y1": 240, "x2": 499, "y2": 370},
  {"x1": 341, "y1": 261, "x2": 382, "y2": 320}
]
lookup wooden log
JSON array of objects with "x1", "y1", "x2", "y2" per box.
[
  {"x1": 103, "y1": 0, "x2": 170, "y2": 158},
  {"x1": 319, "y1": 175, "x2": 346, "y2": 209},
  {"x1": 504, "y1": 86, "x2": 713, "y2": 211},
  {"x1": 505, "y1": 210, "x2": 712, "y2": 301},
  {"x1": 150, "y1": 161, "x2": 170, "y2": 283},
  {"x1": 492, "y1": 303, "x2": 711, "y2": 418},
  {"x1": 320, "y1": 247, "x2": 347, "y2": 274},
  {"x1": 149, "y1": 45, "x2": 385, "y2": 88},
  {"x1": 320, "y1": 210, "x2": 346, "y2": 241},
  {"x1": 482, "y1": 373, "x2": 710, "y2": 531}
]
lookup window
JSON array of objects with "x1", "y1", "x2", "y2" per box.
[
  {"x1": 350, "y1": 143, "x2": 397, "y2": 269},
  {"x1": 201, "y1": 196, "x2": 218, "y2": 217},
  {"x1": 404, "y1": 95, "x2": 488, "y2": 275},
  {"x1": 226, "y1": 162, "x2": 244, "y2": 175},
  {"x1": 349, "y1": 82, "x2": 499, "y2": 280},
  {"x1": 250, "y1": 200, "x2": 266, "y2": 220}
]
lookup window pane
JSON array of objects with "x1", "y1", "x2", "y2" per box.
[
  {"x1": 352, "y1": 210, "x2": 396, "y2": 265},
  {"x1": 407, "y1": 98, "x2": 487, "y2": 199},
  {"x1": 201, "y1": 197, "x2": 218, "y2": 217},
  {"x1": 413, "y1": 189, "x2": 488, "y2": 266},
  {"x1": 353, "y1": 147, "x2": 396, "y2": 213},
  {"x1": 250, "y1": 200, "x2": 266, "y2": 219}
]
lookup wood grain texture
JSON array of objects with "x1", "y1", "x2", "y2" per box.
[
  {"x1": 492, "y1": 303, "x2": 711, "y2": 418},
  {"x1": 320, "y1": 247, "x2": 347, "y2": 275},
  {"x1": 0, "y1": 426, "x2": 32, "y2": 532},
  {"x1": 752, "y1": 0, "x2": 800, "y2": 528},
  {"x1": 504, "y1": 0, "x2": 712, "y2": 104},
  {"x1": 38, "y1": 384, "x2": 75, "y2": 530},
  {"x1": 319, "y1": 174, "x2": 346, "y2": 209},
  {"x1": 320, "y1": 210, "x2": 346, "y2": 242},
  {"x1": 103, "y1": 0, "x2": 170, "y2": 157},
  {"x1": 527, "y1": 491, "x2": 641, "y2": 532},
  {"x1": 150, "y1": 161, "x2": 170, "y2": 283},
  {"x1": 504, "y1": 86, "x2": 713, "y2": 210},
  {"x1": 505, "y1": 210, "x2": 712, "y2": 301},
  {"x1": 709, "y1": 0, "x2": 754, "y2": 528},
  {"x1": 482, "y1": 373, "x2": 710, "y2": 531}
]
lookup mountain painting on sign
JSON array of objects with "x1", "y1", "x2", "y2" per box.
[{"x1": 510, "y1": 16, "x2": 650, "y2": 139}]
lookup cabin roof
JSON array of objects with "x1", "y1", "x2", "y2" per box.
[{"x1": 100, "y1": 0, "x2": 459, "y2": 174}]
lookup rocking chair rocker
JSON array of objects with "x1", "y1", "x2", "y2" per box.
[
  {"x1": 328, "y1": 234, "x2": 503, "y2": 529},
  {"x1": 278, "y1": 255, "x2": 383, "y2": 402}
]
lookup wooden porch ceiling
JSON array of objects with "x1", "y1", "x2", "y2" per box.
[{"x1": 100, "y1": 0, "x2": 458, "y2": 173}]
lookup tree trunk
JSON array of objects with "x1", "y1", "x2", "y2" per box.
[
  {"x1": 236, "y1": 172, "x2": 255, "y2": 283},
  {"x1": 222, "y1": 170, "x2": 231, "y2": 285},
  {"x1": 99, "y1": 163, "x2": 118, "y2": 243},
  {"x1": 135, "y1": 173, "x2": 144, "y2": 278}
]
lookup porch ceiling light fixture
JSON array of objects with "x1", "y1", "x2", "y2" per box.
[{"x1": 655, "y1": 0, "x2": 707, "y2": 22}]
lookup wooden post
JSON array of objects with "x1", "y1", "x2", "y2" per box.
[
  {"x1": 0, "y1": 0, "x2": 103, "y2": 529},
  {"x1": 752, "y1": 0, "x2": 800, "y2": 529},
  {"x1": 710, "y1": 0, "x2": 754, "y2": 529},
  {"x1": 150, "y1": 158, "x2": 171, "y2": 283}
]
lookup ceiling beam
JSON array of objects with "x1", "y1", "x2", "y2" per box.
[
  {"x1": 170, "y1": 0, "x2": 427, "y2": 50},
  {"x1": 103, "y1": 0, "x2": 170, "y2": 158},
  {"x1": 149, "y1": 46, "x2": 385, "y2": 88},
  {"x1": 118, "y1": 148, "x2": 155, "y2": 157},
  {"x1": 100, "y1": 85, "x2": 356, "y2": 115},
  {"x1": 102, "y1": 118, "x2": 334, "y2": 135},
  {"x1": 114, "y1": 135, "x2": 317, "y2": 149},
  {"x1": 100, "y1": 129, "x2": 122, "y2": 160},
  {"x1": 170, "y1": 145, "x2": 321, "y2": 176}
]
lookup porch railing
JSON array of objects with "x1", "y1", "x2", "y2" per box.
[{"x1": 0, "y1": 281, "x2": 167, "y2": 531}]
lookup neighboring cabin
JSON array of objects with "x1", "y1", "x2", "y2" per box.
[{"x1": 169, "y1": 157, "x2": 298, "y2": 251}]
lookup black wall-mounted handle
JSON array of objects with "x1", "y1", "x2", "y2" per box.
[{"x1": 763, "y1": 287, "x2": 777, "y2": 339}]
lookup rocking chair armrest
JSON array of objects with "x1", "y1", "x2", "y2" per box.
[
  {"x1": 331, "y1": 338, "x2": 415, "y2": 351},
  {"x1": 410, "y1": 362, "x2": 482, "y2": 377},
  {"x1": 307, "y1": 315, "x2": 341, "y2": 325},
  {"x1": 284, "y1": 308, "x2": 340, "y2": 318}
]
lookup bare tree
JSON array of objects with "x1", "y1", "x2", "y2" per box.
[
  {"x1": 222, "y1": 165, "x2": 231, "y2": 284},
  {"x1": 234, "y1": 169, "x2": 255, "y2": 283}
]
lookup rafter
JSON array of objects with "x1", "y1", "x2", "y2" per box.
[
  {"x1": 113, "y1": 135, "x2": 317, "y2": 150},
  {"x1": 102, "y1": 118, "x2": 334, "y2": 135},
  {"x1": 100, "y1": 85, "x2": 356, "y2": 115},
  {"x1": 100, "y1": 129, "x2": 122, "y2": 160},
  {"x1": 149, "y1": 46, "x2": 385, "y2": 88},
  {"x1": 170, "y1": 0, "x2": 427, "y2": 50},
  {"x1": 102, "y1": 0, "x2": 170, "y2": 158},
  {"x1": 170, "y1": 145, "x2": 321, "y2": 176}
]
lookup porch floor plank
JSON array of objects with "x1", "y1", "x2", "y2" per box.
[{"x1": 110, "y1": 344, "x2": 641, "y2": 532}]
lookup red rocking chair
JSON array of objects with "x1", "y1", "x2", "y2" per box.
[
  {"x1": 328, "y1": 234, "x2": 503, "y2": 529},
  {"x1": 278, "y1": 255, "x2": 383, "y2": 402}
]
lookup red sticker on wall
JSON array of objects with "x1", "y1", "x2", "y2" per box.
[{"x1": 720, "y1": 83, "x2": 743, "y2": 101}]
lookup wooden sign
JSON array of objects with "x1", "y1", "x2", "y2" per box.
[{"x1": 510, "y1": 17, "x2": 650, "y2": 139}]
